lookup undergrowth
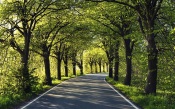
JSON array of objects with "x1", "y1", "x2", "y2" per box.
[
  {"x1": 106, "y1": 77, "x2": 175, "y2": 109},
  {"x1": 0, "y1": 76, "x2": 75, "y2": 109}
]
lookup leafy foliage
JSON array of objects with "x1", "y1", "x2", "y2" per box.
[{"x1": 0, "y1": 0, "x2": 175, "y2": 108}]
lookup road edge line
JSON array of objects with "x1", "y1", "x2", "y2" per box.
[
  {"x1": 104, "y1": 78, "x2": 140, "y2": 109},
  {"x1": 20, "y1": 77, "x2": 75, "y2": 109}
]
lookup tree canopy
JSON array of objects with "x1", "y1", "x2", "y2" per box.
[{"x1": 1, "y1": 0, "x2": 175, "y2": 108}]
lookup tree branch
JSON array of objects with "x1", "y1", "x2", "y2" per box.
[
  {"x1": 10, "y1": 38, "x2": 24, "y2": 55},
  {"x1": 86, "y1": 0, "x2": 135, "y2": 9}
]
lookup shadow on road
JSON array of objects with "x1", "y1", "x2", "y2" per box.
[{"x1": 22, "y1": 74, "x2": 136, "y2": 109}]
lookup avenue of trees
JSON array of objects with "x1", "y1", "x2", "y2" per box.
[{"x1": 0, "y1": 0, "x2": 175, "y2": 108}]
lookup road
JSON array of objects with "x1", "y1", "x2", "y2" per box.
[{"x1": 20, "y1": 74, "x2": 139, "y2": 109}]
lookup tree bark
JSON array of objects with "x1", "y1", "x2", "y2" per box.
[
  {"x1": 72, "y1": 53, "x2": 77, "y2": 76},
  {"x1": 114, "y1": 42, "x2": 120, "y2": 81},
  {"x1": 57, "y1": 51, "x2": 62, "y2": 80},
  {"x1": 80, "y1": 59, "x2": 83, "y2": 75},
  {"x1": 64, "y1": 65, "x2": 68, "y2": 77},
  {"x1": 102, "y1": 63, "x2": 105, "y2": 72},
  {"x1": 98, "y1": 61, "x2": 102, "y2": 73},
  {"x1": 139, "y1": 13, "x2": 158, "y2": 94},
  {"x1": 43, "y1": 54, "x2": 52, "y2": 85},
  {"x1": 145, "y1": 33, "x2": 158, "y2": 94},
  {"x1": 106, "y1": 45, "x2": 114, "y2": 78},
  {"x1": 106, "y1": 63, "x2": 109, "y2": 72},
  {"x1": 72, "y1": 62, "x2": 76, "y2": 76},
  {"x1": 124, "y1": 39, "x2": 133, "y2": 85},
  {"x1": 21, "y1": 32, "x2": 31, "y2": 93},
  {"x1": 95, "y1": 62, "x2": 98, "y2": 73},
  {"x1": 90, "y1": 64, "x2": 93, "y2": 73},
  {"x1": 99, "y1": 64, "x2": 102, "y2": 73},
  {"x1": 21, "y1": 54, "x2": 31, "y2": 93},
  {"x1": 64, "y1": 51, "x2": 69, "y2": 77},
  {"x1": 79, "y1": 52, "x2": 84, "y2": 75},
  {"x1": 108, "y1": 59, "x2": 113, "y2": 78},
  {"x1": 42, "y1": 46, "x2": 52, "y2": 85}
]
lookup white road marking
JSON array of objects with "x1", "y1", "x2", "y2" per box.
[
  {"x1": 20, "y1": 74, "x2": 139, "y2": 109},
  {"x1": 20, "y1": 81, "x2": 67, "y2": 109},
  {"x1": 104, "y1": 78, "x2": 140, "y2": 109}
]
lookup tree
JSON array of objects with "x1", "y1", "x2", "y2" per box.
[
  {"x1": 62, "y1": 45, "x2": 70, "y2": 77},
  {"x1": 97, "y1": 55, "x2": 102, "y2": 73},
  {"x1": 71, "y1": 50, "x2": 77, "y2": 75},
  {"x1": 101, "y1": 36, "x2": 115, "y2": 77},
  {"x1": 87, "y1": 0, "x2": 164, "y2": 94},
  {"x1": 94, "y1": 3, "x2": 136, "y2": 84},
  {"x1": 54, "y1": 41, "x2": 65, "y2": 80},
  {"x1": 108, "y1": 7, "x2": 136, "y2": 85},
  {"x1": 0, "y1": 0, "x2": 54, "y2": 93},
  {"x1": 64, "y1": 17, "x2": 95, "y2": 75},
  {"x1": 113, "y1": 41, "x2": 120, "y2": 81},
  {"x1": 32, "y1": 15, "x2": 69, "y2": 85},
  {"x1": 87, "y1": 56, "x2": 95, "y2": 73},
  {"x1": 83, "y1": 2, "x2": 124, "y2": 79}
]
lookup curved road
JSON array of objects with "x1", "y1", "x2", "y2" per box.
[{"x1": 20, "y1": 74, "x2": 139, "y2": 109}]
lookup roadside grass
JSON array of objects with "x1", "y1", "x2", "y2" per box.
[
  {"x1": 0, "y1": 75, "x2": 76, "y2": 109},
  {"x1": 106, "y1": 77, "x2": 175, "y2": 109}
]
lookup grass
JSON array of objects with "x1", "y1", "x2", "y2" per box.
[
  {"x1": 106, "y1": 77, "x2": 175, "y2": 109},
  {"x1": 0, "y1": 93, "x2": 27, "y2": 109},
  {"x1": 0, "y1": 75, "x2": 77, "y2": 109}
]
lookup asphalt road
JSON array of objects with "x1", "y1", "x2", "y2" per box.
[{"x1": 20, "y1": 74, "x2": 139, "y2": 109}]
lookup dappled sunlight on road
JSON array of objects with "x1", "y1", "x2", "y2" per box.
[{"x1": 21, "y1": 74, "x2": 136, "y2": 109}]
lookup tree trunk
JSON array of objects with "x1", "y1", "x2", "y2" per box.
[
  {"x1": 57, "y1": 51, "x2": 62, "y2": 80},
  {"x1": 64, "y1": 52, "x2": 68, "y2": 77},
  {"x1": 42, "y1": 47, "x2": 52, "y2": 85},
  {"x1": 21, "y1": 33, "x2": 31, "y2": 93},
  {"x1": 80, "y1": 59, "x2": 83, "y2": 75},
  {"x1": 21, "y1": 55, "x2": 31, "y2": 93},
  {"x1": 139, "y1": 17, "x2": 158, "y2": 94},
  {"x1": 72, "y1": 53, "x2": 77, "y2": 76},
  {"x1": 95, "y1": 62, "x2": 98, "y2": 73},
  {"x1": 124, "y1": 39, "x2": 133, "y2": 85},
  {"x1": 145, "y1": 33, "x2": 158, "y2": 94},
  {"x1": 65, "y1": 65, "x2": 68, "y2": 77},
  {"x1": 103, "y1": 63, "x2": 105, "y2": 72},
  {"x1": 108, "y1": 59, "x2": 113, "y2": 78},
  {"x1": 90, "y1": 64, "x2": 93, "y2": 73},
  {"x1": 72, "y1": 62, "x2": 76, "y2": 76},
  {"x1": 106, "y1": 63, "x2": 109, "y2": 72},
  {"x1": 98, "y1": 62, "x2": 102, "y2": 73},
  {"x1": 79, "y1": 52, "x2": 84, "y2": 75},
  {"x1": 114, "y1": 42, "x2": 120, "y2": 81},
  {"x1": 43, "y1": 54, "x2": 52, "y2": 85}
]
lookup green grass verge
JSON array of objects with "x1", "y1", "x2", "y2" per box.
[
  {"x1": 106, "y1": 77, "x2": 175, "y2": 109},
  {"x1": 0, "y1": 75, "x2": 76, "y2": 109}
]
